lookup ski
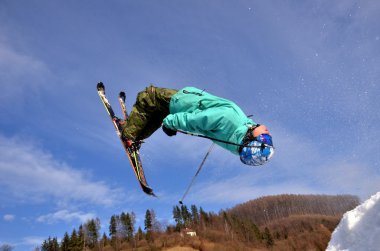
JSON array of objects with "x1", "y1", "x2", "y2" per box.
[
  {"x1": 96, "y1": 82, "x2": 156, "y2": 196},
  {"x1": 118, "y1": 91, "x2": 128, "y2": 120}
]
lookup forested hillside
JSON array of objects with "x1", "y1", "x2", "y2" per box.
[
  {"x1": 38, "y1": 194, "x2": 359, "y2": 251},
  {"x1": 227, "y1": 194, "x2": 359, "y2": 225}
]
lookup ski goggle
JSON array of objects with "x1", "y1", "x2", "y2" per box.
[
  {"x1": 240, "y1": 134, "x2": 274, "y2": 166},
  {"x1": 255, "y1": 133, "x2": 273, "y2": 149}
]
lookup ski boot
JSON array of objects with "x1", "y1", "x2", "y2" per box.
[{"x1": 117, "y1": 119, "x2": 142, "y2": 150}]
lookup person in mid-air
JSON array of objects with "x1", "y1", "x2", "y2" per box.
[{"x1": 120, "y1": 85, "x2": 274, "y2": 166}]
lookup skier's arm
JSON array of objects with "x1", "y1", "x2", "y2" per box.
[{"x1": 163, "y1": 110, "x2": 222, "y2": 134}]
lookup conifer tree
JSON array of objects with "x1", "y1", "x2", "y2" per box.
[
  {"x1": 144, "y1": 210, "x2": 152, "y2": 231},
  {"x1": 172, "y1": 206, "x2": 183, "y2": 231},
  {"x1": 250, "y1": 222, "x2": 261, "y2": 241},
  {"x1": 263, "y1": 227, "x2": 274, "y2": 247},
  {"x1": 199, "y1": 207, "x2": 209, "y2": 228},
  {"x1": 109, "y1": 215, "x2": 117, "y2": 238},
  {"x1": 144, "y1": 209, "x2": 153, "y2": 241},
  {"x1": 78, "y1": 225, "x2": 85, "y2": 251},
  {"x1": 69, "y1": 229, "x2": 81, "y2": 251},
  {"x1": 191, "y1": 205, "x2": 200, "y2": 226},
  {"x1": 85, "y1": 218, "x2": 100, "y2": 249},
  {"x1": 120, "y1": 212, "x2": 128, "y2": 238},
  {"x1": 41, "y1": 237, "x2": 59, "y2": 251},
  {"x1": 119, "y1": 212, "x2": 135, "y2": 241},
  {"x1": 100, "y1": 233, "x2": 108, "y2": 248},
  {"x1": 136, "y1": 227, "x2": 144, "y2": 241},
  {"x1": 180, "y1": 205, "x2": 191, "y2": 227},
  {"x1": 60, "y1": 232, "x2": 70, "y2": 251},
  {"x1": 125, "y1": 213, "x2": 134, "y2": 241}
]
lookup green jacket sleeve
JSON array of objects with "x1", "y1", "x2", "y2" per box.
[{"x1": 163, "y1": 109, "x2": 222, "y2": 134}]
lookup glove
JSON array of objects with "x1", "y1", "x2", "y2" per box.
[{"x1": 162, "y1": 125, "x2": 177, "y2": 136}]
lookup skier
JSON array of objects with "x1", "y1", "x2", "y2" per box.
[{"x1": 120, "y1": 85, "x2": 274, "y2": 166}]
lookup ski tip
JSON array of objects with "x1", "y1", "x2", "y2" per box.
[
  {"x1": 142, "y1": 185, "x2": 157, "y2": 197},
  {"x1": 147, "y1": 191, "x2": 158, "y2": 198},
  {"x1": 97, "y1": 82, "x2": 105, "y2": 91}
]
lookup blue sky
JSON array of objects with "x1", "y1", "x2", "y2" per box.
[{"x1": 1, "y1": 1, "x2": 380, "y2": 249}]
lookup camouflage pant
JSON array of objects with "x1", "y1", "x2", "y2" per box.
[{"x1": 122, "y1": 85, "x2": 177, "y2": 141}]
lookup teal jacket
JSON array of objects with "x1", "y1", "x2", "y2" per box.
[{"x1": 163, "y1": 87, "x2": 256, "y2": 154}]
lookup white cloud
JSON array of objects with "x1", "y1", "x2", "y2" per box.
[
  {"x1": 21, "y1": 236, "x2": 45, "y2": 247},
  {"x1": 3, "y1": 214, "x2": 15, "y2": 222},
  {"x1": 37, "y1": 209, "x2": 96, "y2": 224},
  {"x1": 190, "y1": 175, "x2": 320, "y2": 205},
  {"x1": 0, "y1": 133, "x2": 123, "y2": 207},
  {"x1": 0, "y1": 42, "x2": 47, "y2": 74},
  {"x1": 0, "y1": 40, "x2": 50, "y2": 101}
]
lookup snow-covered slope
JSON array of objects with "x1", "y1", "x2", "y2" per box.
[{"x1": 326, "y1": 192, "x2": 380, "y2": 251}]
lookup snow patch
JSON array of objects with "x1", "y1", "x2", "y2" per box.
[{"x1": 326, "y1": 191, "x2": 380, "y2": 251}]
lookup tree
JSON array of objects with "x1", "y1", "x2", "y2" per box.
[
  {"x1": 173, "y1": 205, "x2": 183, "y2": 231},
  {"x1": 0, "y1": 244, "x2": 13, "y2": 251},
  {"x1": 191, "y1": 205, "x2": 200, "y2": 226},
  {"x1": 84, "y1": 218, "x2": 100, "y2": 249},
  {"x1": 135, "y1": 226, "x2": 144, "y2": 241},
  {"x1": 180, "y1": 205, "x2": 191, "y2": 227},
  {"x1": 126, "y1": 213, "x2": 135, "y2": 241},
  {"x1": 100, "y1": 233, "x2": 109, "y2": 249},
  {"x1": 109, "y1": 215, "x2": 117, "y2": 238},
  {"x1": 250, "y1": 222, "x2": 262, "y2": 241},
  {"x1": 199, "y1": 207, "x2": 209, "y2": 229},
  {"x1": 120, "y1": 212, "x2": 135, "y2": 241},
  {"x1": 144, "y1": 209, "x2": 153, "y2": 242},
  {"x1": 150, "y1": 209, "x2": 161, "y2": 232},
  {"x1": 41, "y1": 237, "x2": 59, "y2": 251},
  {"x1": 77, "y1": 225, "x2": 85, "y2": 250},
  {"x1": 69, "y1": 229, "x2": 81, "y2": 251},
  {"x1": 263, "y1": 227, "x2": 274, "y2": 247},
  {"x1": 60, "y1": 232, "x2": 70, "y2": 251},
  {"x1": 144, "y1": 210, "x2": 152, "y2": 232}
]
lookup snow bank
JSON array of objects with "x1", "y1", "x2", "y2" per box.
[{"x1": 326, "y1": 191, "x2": 380, "y2": 251}]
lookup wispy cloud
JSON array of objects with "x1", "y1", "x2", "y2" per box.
[
  {"x1": 3, "y1": 214, "x2": 15, "y2": 222},
  {"x1": 0, "y1": 40, "x2": 50, "y2": 102},
  {"x1": 189, "y1": 174, "x2": 320, "y2": 205},
  {"x1": 0, "y1": 133, "x2": 123, "y2": 207},
  {"x1": 37, "y1": 210, "x2": 96, "y2": 224},
  {"x1": 21, "y1": 236, "x2": 46, "y2": 248},
  {"x1": 0, "y1": 42, "x2": 46, "y2": 74}
]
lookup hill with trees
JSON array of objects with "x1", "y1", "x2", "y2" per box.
[{"x1": 36, "y1": 194, "x2": 359, "y2": 251}]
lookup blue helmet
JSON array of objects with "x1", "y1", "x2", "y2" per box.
[{"x1": 240, "y1": 134, "x2": 274, "y2": 166}]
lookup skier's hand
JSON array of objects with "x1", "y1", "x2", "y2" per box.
[
  {"x1": 253, "y1": 124, "x2": 271, "y2": 137},
  {"x1": 162, "y1": 125, "x2": 177, "y2": 136}
]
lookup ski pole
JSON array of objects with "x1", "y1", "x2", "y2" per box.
[
  {"x1": 177, "y1": 130, "x2": 242, "y2": 147},
  {"x1": 179, "y1": 143, "x2": 215, "y2": 204}
]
